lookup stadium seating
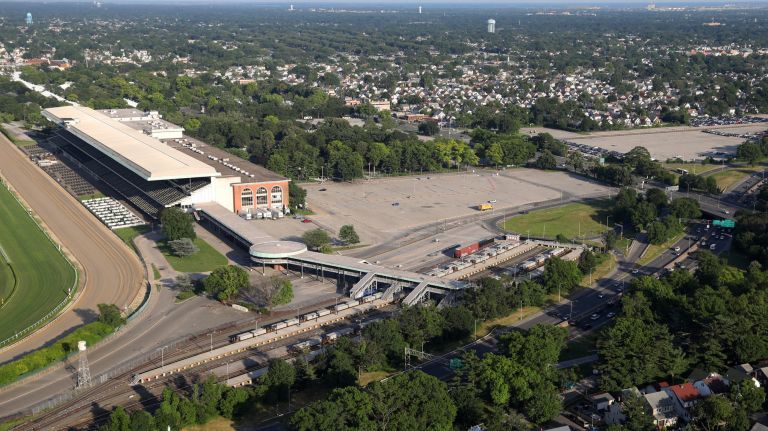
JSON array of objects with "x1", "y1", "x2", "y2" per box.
[{"x1": 49, "y1": 130, "x2": 211, "y2": 218}]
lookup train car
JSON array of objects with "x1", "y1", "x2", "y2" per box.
[
  {"x1": 270, "y1": 321, "x2": 288, "y2": 331},
  {"x1": 252, "y1": 327, "x2": 267, "y2": 336},
  {"x1": 372, "y1": 291, "x2": 384, "y2": 300},
  {"x1": 289, "y1": 338, "x2": 322, "y2": 354},
  {"x1": 323, "y1": 327, "x2": 355, "y2": 344},
  {"x1": 334, "y1": 302, "x2": 350, "y2": 312},
  {"x1": 230, "y1": 331, "x2": 255, "y2": 343},
  {"x1": 361, "y1": 294, "x2": 376, "y2": 303},
  {"x1": 302, "y1": 312, "x2": 319, "y2": 321},
  {"x1": 284, "y1": 318, "x2": 300, "y2": 327},
  {"x1": 344, "y1": 299, "x2": 360, "y2": 308},
  {"x1": 317, "y1": 309, "x2": 332, "y2": 317}
]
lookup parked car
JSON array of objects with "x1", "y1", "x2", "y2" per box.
[{"x1": 301, "y1": 218, "x2": 313, "y2": 223}]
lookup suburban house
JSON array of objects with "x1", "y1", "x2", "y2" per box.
[{"x1": 644, "y1": 391, "x2": 679, "y2": 427}]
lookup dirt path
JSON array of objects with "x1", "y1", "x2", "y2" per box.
[{"x1": 0, "y1": 135, "x2": 144, "y2": 364}]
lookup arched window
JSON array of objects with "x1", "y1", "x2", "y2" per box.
[
  {"x1": 256, "y1": 187, "x2": 268, "y2": 205},
  {"x1": 271, "y1": 185, "x2": 283, "y2": 204},
  {"x1": 241, "y1": 188, "x2": 253, "y2": 207}
]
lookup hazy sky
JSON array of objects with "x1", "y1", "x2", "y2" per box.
[{"x1": 6, "y1": 0, "x2": 763, "y2": 3}]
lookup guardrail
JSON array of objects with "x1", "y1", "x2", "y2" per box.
[{"x1": 0, "y1": 176, "x2": 79, "y2": 349}]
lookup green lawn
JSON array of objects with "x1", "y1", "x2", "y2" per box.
[
  {"x1": 638, "y1": 232, "x2": 685, "y2": 267},
  {"x1": 711, "y1": 167, "x2": 763, "y2": 192},
  {"x1": 77, "y1": 191, "x2": 105, "y2": 201},
  {"x1": 159, "y1": 237, "x2": 227, "y2": 273},
  {"x1": 0, "y1": 184, "x2": 76, "y2": 342},
  {"x1": 662, "y1": 162, "x2": 722, "y2": 176},
  {"x1": 582, "y1": 254, "x2": 616, "y2": 287},
  {"x1": 502, "y1": 200, "x2": 611, "y2": 240},
  {"x1": 114, "y1": 225, "x2": 150, "y2": 254},
  {"x1": 0, "y1": 259, "x2": 14, "y2": 303}
]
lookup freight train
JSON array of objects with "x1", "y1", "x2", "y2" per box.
[{"x1": 229, "y1": 292, "x2": 383, "y2": 343}]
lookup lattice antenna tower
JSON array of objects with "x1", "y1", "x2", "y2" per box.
[{"x1": 76, "y1": 341, "x2": 92, "y2": 389}]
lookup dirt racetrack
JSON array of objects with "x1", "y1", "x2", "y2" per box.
[{"x1": 0, "y1": 135, "x2": 144, "y2": 364}]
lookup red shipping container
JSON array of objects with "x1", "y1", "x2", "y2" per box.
[{"x1": 454, "y1": 242, "x2": 479, "y2": 258}]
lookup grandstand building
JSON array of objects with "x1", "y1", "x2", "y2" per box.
[{"x1": 42, "y1": 106, "x2": 289, "y2": 219}]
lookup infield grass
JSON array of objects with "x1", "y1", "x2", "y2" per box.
[
  {"x1": 502, "y1": 199, "x2": 612, "y2": 240},
  {"x1": 159, "y1": 237, "x2": 227, "y2": 273},
  {"x1": 0, "y1": 184, "x2": 76, "y2": 342}
]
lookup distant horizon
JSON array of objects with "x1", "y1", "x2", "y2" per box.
[{"x1": 2, "y1": 0, "x2": 768, "y2": 5}]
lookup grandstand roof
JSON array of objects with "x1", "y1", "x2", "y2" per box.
[{"x1": 42, "y1": 106, "x2": 220, "y2": 181}]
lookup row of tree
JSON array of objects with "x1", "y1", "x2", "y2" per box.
[{"x1": 99, "y1": 378, "x2": 250, "y2": 431}]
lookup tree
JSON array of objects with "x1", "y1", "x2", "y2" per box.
[
  {"x1": 578, "y1": 249, "x2": 599, "y2": 274},
  {"x1": 542, "y1": 257, "x2": 582, "y2": 294},
  {"x1": 645, "y1": 188, "x2": 668, "y2": 210},
  {"x1": 262, "y1": 358, "x2": 296, "y2": 402},
  {"x1": 289, "y1": 182, "x2": 307, "y2": 209},
  {"x1": 646, "y1": 220, "x2": 669, "y2": 245},
  {"x1": 368, "y1": 371, "x2": 456, "y2": 431},
  {"x1": 670, "y1": 197, "x2": 701, "y2": 220},
  {"x1": 168, "y1": 238, "x2": 199, "y2": 257},
  {"x1": 99, "y1": 406, "x2": 130, "y2": 431},
  {"x1": 523, "y1": 380, "x2": 561, "y2": 425},
  {"x1": 290, "y1": 386, "x2": 375, "y2": 431},
  {"x1": 604, "y1": 230, "x2": 618, "y2": 251},
  {"x1": 597, "y1": 317, "x2": 676, "y2": 391},
  {"x1": 339, "y1": 225, "x2": 360, "y2": 244},
  {"x1": 302, "y1": 228, "x2": 331, "y2": 251},
  {"x1": 693, "y1": 395, "x2": 734, "y2": 431},
  {"x1": 160, "y1": 207, "x2": 196, "y2": 241},
  {"x1": 534, "y1": 150, "x2": 557, "y2": 170},
  {"x1": 203, "y1": 265, "x2": 249, "y2": 301},
  {"x1": 129, "y1": 411, "x2": 156, "y2": 431},
  {"x1": 271, "y1": 277, "x2": 293, "y2": 306},
  {"x1": 98, "y1": 303, "x2": 125, "y2": 328},
  {"x1": 737, "y1": 141, "x2": 763, "y2": 165},
  {"x1": 730, "y1": 379, "x2": 765, "y2": 414},
  {"x1": 175, "y1": 274, "x2": 194, "y2": 292},
  {"x1": 418, "y1": 121, "x2": 439, "y2": 136},
  {"x1": 630, "y1": 201, "x2": 657, "y2": 231}
]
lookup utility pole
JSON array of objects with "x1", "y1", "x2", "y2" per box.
[{"x1": 158, "y1": 345, "x2": 168, "y2": 368}]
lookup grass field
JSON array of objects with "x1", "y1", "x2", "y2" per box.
[
  {"x1": 159, "y1": 237, "x2": 228, "y2": 273},
  {"x1": 114, "y1": 225, "x2": 150, "y2": 254},
  {"x1": 638, "y1": 232, "x2": 685, "y2": 267},
  {"x1": 0, "y1": 258, "x2": 15, "y2": 302},
  {"x1": 662, "y1": 162, "x2": 722, "y2": 176},
  {"x1": 711, "y1": 167, "x2": 763, "y2": 192},
  {"x1": 502, "y1": 200, "x2": 611, "y2": 240},
  {"x1": 0, "y1": 184, "x2": 76, "y2": 342}
]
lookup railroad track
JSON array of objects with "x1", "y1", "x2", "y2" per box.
[{"x1": 14, "y1": 308, "x2": 393, "y2": 430}]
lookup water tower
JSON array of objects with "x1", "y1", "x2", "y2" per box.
[
  {"x1": 25, "y1": 13, "x2": 33, "y2": 26},
  {"x1": 487, "y1": 19, "x2": 496, "y2": 34}
]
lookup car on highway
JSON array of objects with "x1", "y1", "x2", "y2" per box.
[
  {"x1": 631, "y1": 269, "x2": 640, "y2": 274},
  {"x1": 607, "y1": 312, "x2": 616, "y2": 319},
  {"x1": 590, "y1": 313, "x2": 601, "y2": 320},
  {"x1": 673, "y1": 246, "x2": 681, "y2": 252},
  {"x1": 597, "y1": 293, "x2": 605, "y2": 299}
]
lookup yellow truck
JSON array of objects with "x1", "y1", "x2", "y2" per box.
[{"x1": 478, "y1": 203, "x2": 494, "y2": 211}]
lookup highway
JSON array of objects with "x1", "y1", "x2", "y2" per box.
[{"x1": 0, "y1": 135, "x2": 144, "y2": 363}]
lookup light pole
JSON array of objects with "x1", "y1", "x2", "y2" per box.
[
  {"x1": 209, "y1": 332, "x2": 213, "y2": 352},
  {"x1": 158, "y1": 346, "x2": 168, "y2": 368}
]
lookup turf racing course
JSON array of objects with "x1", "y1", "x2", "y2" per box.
[{"x1": 0, "y1": 183, "x2": 76, "y2": 342}]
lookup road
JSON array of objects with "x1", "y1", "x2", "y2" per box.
[{"x1": 0, "y1": 135, "x2": 144, "y2": 364}]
